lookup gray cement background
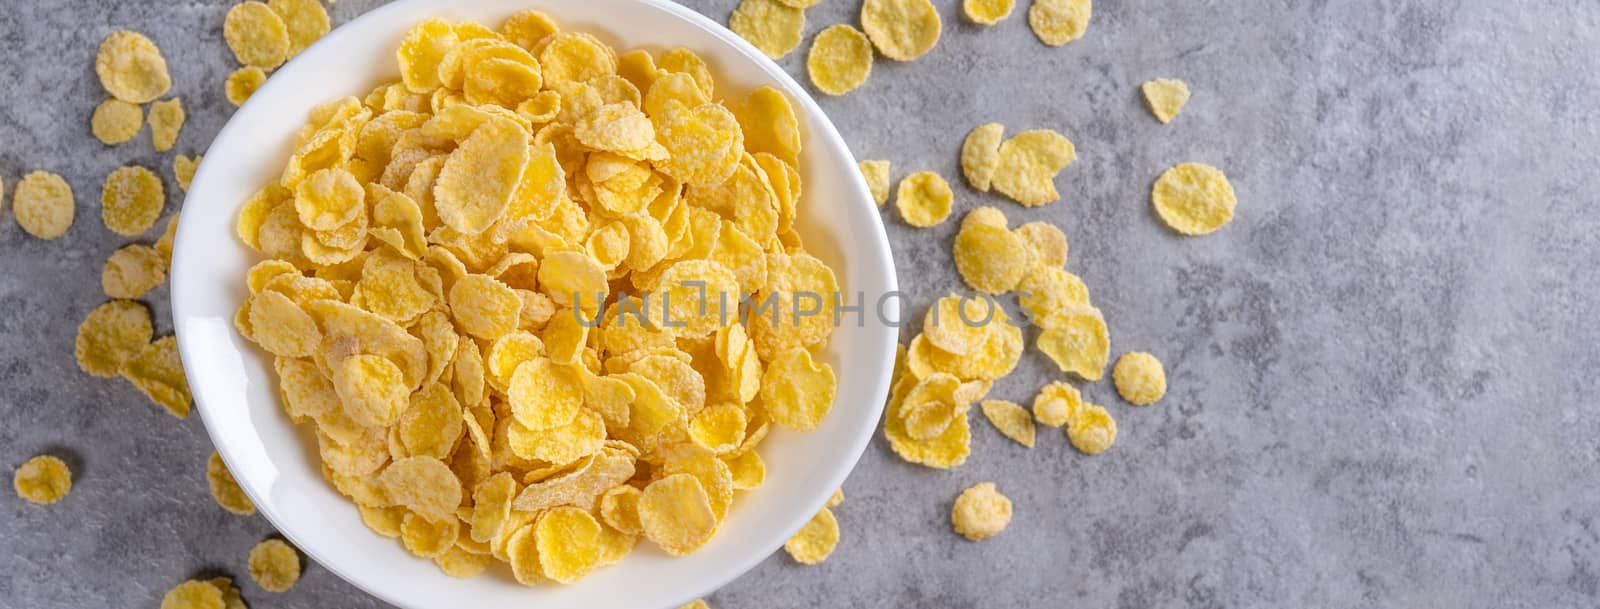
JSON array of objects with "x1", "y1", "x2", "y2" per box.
[{"x1": 4, "y1": 1, "x2": 1600, "y2": 608}]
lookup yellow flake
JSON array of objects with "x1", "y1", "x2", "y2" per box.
[
  {"x1": 206, "y1": 451, "x2": 256, "y2": 515},
  {"x1": 1066, "y1": 403, "x2": 1116, "y2": 454},
  {"x1": 1141, "y1": 78, "x2": 1190, "y2": 123},
  {"x1": 894, "y1": 170, "x2": 953, "y2": 228},
  {"x1": 1028, "y1": 0, "x2": 1092, "y2": 47},
  {"x1": 535, "y1": 506, "x2": 604, "y2": 583},
  {"x1": 991, "y1": 129, "x2": 1076, "y2": 207},
  {"x1": 75, "y1": 300, "x2": 153, "y2": 377},
  {"x1": 378, "y1": 457, "x2": 463, "y2": 524},
  {"x1": 1112, "y1": 351, "x2": 1166, "y2": 406},
  {"x1": 639, "y1": 473, "x2": 717, "y2": 556},
  {"x1": 783, "y1": 507, "x2": 839, "y2": 564},
  {"x1": 964, "y1": 0, "x2": 1015, "y2": 25},
  {"x1": 96, "y1": 31, "x2": 171, "y2": 104},
  {"x1": 247, "y1": 539, "x2": 302, "y2": 592},
  {"x1": 951, "y1": 482, "x2": 1011, "y2": 540},
  {"x1": 13, "y1": 171, "x2": 76, "y2": 240},
  {"x1": 858, "y1": 160, "x2": 890, "y2": 207},
  {"x1": 953, "y1": 213, "x2": 1031, "y2": 294},
  {"x1": 225, "y1": 66, "x2": 267, "y2": 107},
  {"x1": 102, "y1": 165, "x2": 165, "y2": 236},
  {"x1": 1014, "y1": 221, "x2": 1067, "y2": 269},
  {"x1": 122, "y1": 336, "x2": 192, "y2": 418},
  {"x1": 91, "y1": 98, "x2": 143, "y2": 145},
  {"x1": 160, "y1": 580, "x2": 223, "y2": 609},
  {"x1": 979, "y1": 400, "x2": 1035, "y2": 447},
  {"x1": 101, "y1": 244, "x2": 166, "y2": 299},
  {"x1": 225, "y1": 2, "x2": 291, "y2": 69},
  {"x1": 1031, "y1": 381, "x2": 1083, "y2": 428},
  {"x1": 1036, "y1": 306, "x2": 1109, "y2": 380},
  {"x1": 758, "y1": 348, "x2": 836, "y2": 431},
  {"x1": 174, "y1": 156, "x2": 201, "y2": 192},
  {"x1": 729, "y1": 0, "x2": 806, "y2": 60},
  {"x1": 960, "y1": 122, "x2": 1004, "y2": 192},
  {"x1": 13, "y1": 455, "x2": 71, "y2": 505},
  {"x1": 267, "y1": 0, "x2": 330, "y2": 57},
  {"x1": 860, "y1": 0, "x2": 942, "y2": 61},
  {"x1": 150, "y1": 98, "x2": 185, "y2": 152},
  {"x1": 1151, "y1": 162, "x2": 1236, "y2": 235},
  {"x1": 808, "y1": 25, "x2": 873, "y2": 96}
]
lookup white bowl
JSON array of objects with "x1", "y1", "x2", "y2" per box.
[{"x1": 169, "y1": 0, "x2": 898, "y2": 607}]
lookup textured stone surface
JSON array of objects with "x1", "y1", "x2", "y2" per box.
[{"x1": 4, "y1": 1, "x2": 1600, "y2": 608}]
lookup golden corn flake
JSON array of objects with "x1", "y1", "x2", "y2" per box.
[
  {"x1": 268, "y1": 0, "x2": 331, "y2": 56},
  {"x1": 729, "y1": 0, "x2": 806, "y2": 60},
  {"x1": 1141, "y1": 78, "x2": 1190, "y2": 123},
  {"x1": 951, "y1": 482, "x2": 1011, "y2": 541},
  {"x1": 953, "y1": 215, "x2": 1031, "y2": 294},
  {"x1": 435, "y1": 545, "x2": 493, "y2": 578},
  {"x1": 860, "y1": 0, "x2": 942, "y2": 62},
  {"x1": 155, "y1": 212, "x2": 181, "y2": 262},
  {"x1": 1017, "y1": 267, "x2": 1088, "y2": 328},
  {"x1": 783, "y1": 506, "x2": 839, "y2": 565},
  {"x1": 206, "y1": 577, "x2": 247, "y2": 609},
  {"x1": 536, "y1": 506, "x2": 604, "y2": 583},
  {"x1": 688, "y1": 403, "x2": 747, "y2": 454},
  {"x1": 331, "y1": 353, "x2": 408, "y2": 427},
  {"x1": 1028, "y1": 0, "x2": 1092, "y2": 47},
  {"x1": 1032, "y1": 380, "x2": 1083, "y2": 428},
  {"x1": 735, "y1": 87, "x2": 802, "y2": 165},
  {"x1": 884, "y1": 397, "x2": 970, "y2": 469},
  {"x1": 964, "y1": 0, "x2": 1015, "y2": 25},
  {"x1": 248, "y1": 539, "x2": 302, "y2": 592},
  {"x1": 991, "y1": 129, "x2": 1076, "y2": 207},
  {"x1": 726, "y1": 450, "x2": 766, "y2": 490},
  {"x1": 401, "y1": 511, "x2": 458, "y2": 557},
  {"x1": 96, "y1": 31, "x2": 172, "y2": 104},
  {"x1": 858, "y1": 159, "x2": 890, "y2": 207},
  {"x1": 379, "y1": 457, "x2": 462, "y2": 523},
  {"x1": 1151, "y1": 162, "x2": 1236, "y2": 235},
  {"x1": 150, "y1": 98, "x2": 185, "y2": 153},
  {"x1": 436, "y1": 117, "x2": 529, "y2": 233},
  {"x1": 539, "y1": 32, "x2": 618, "y2": 86},
  {"x1": 895, "y1": 170, "x2": 952, "y2": 228},
  {"x1": 1113, "y1": 351, "x2": 1166, "y2": 406},
  {"x1": 509, "y1": 357, "x2": 584, "y2": 431},
  {"x1": 102, "y1": 165, "x2": 165, "y2": 236},
  {"x1": 123, "y1": 336, "x2": 192, "y2": 418},
  {"x1": 600, "y1": 485, "x2": 644, "y2": 535},
  {"x1": 1014, "y1": 221, "x2": 1067, "y2": 269},
  {"x1": 1067, "y1": 403, "x2": 1116, "y2": 455},
  {"x1": 759, "y1": 348, "x2": 836, "y2": 431},
  {"x1": 501, "y1": 9, "x2": 559, "y2": 49},
  {"x1": 160, "y1": 580, "x2": 223, "y2": 609},
  {"x1": 206, "y1": 451, "x2": 256, "y2": 515},
  {"x1": 639, "y1": 473, "x2": 718, "y2": 556},
  {"x1": 226, "y1": 2, "x2": 291, "y2": 69},
  {"x1": 91, "y1": 98, "x2": 143, "y2": 145},
  {"x1": 960, "y1": 122, "x2": 1004, "y2": 192},
  {"x1": 102, "y1": 244, "x2": 167, "y2": 299},
  {"x1": 1036, "y1": 306, "x2": 1109, "y2": 380},
  {"x1": 226, "y1": 66, "x2": 267, "y2": 107},
  {"x1": 807, "y1": 25, "x2": 873, "y2": 96},
  {"x1": 922, "y1": 295, "x2": 991, "y2": 356},
  {"x1": 75, "y1": 300, "x2": 153, "y2": 377},
  {"x1": 13, "y1": 171, "x2": 76, "y2": 240},
  {"x1": 175, "y1": 156, "x2": 201, "y2": 192},
  {"x1": 13, "y1": 455, "x2": 71, "y2": 505},
  {"x1": 979, "y1": 400, "x2": 1035, "y2": 448}
]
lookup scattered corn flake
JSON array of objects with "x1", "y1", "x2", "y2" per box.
[
  {"x1": 951, "y1": 482, "x2": 1011, "y2": 540},
  {"x1": 160, "y1": 580, "x2": 223, "y2": 609},
  {"x1": 960, "y1": 123, "x2": 1004, "y2": 192},
  {"x1": 991, "y1": 129, "x2": 1076, "y2": 207},
  {"x1": 1113, "y1": 351, "x2": 1166, "y2": 406},
  {"x1": 268, "y1": 0, "x2": 331, "y2": 56},
  {"x1": 12, "y1": 171, "x2": 76, "y2": 240},
  {"x1": 922, "y1": 294, "x2": 991, "y2": 356},
  {"x1": 175, "y1": 156, "x2": 201, "y2": 192},
  {"x1": 13, "y1": 455, "x2": 71, "y2": 505},
  {"x1": 964, "y1": 0, "x2": 1016, "y2": 25},
  {"x1": 1151, "y1": 162, "x2": 1236, "y2": 235},
  {"x1": 1016, "y1": 266, "x2": 1088, "y2": 328},
  {"x1": 155, "y1": 213, "x2": 181, "y2": 262},
  {"x1": 784, "y1": 506, "x2": 839, "y2": 564},
  {"x1": 226, "y1": 67, "x2": 268, "y2": 107},
  {"x1": 96, "y1": 31, "x2": 172, "y2": 104},
  {"x1": 150, "y1": 98, "x2": 185, "y2": 152},
  {"x1": 1032, "y1": 381, "x2": 1083, "y2": 428},
  {"x1": 205, "y1": 577, "x2": 247, "y2": 609},
  {"x1": 860, "y1": 0, "x2": 942, "y2": 61},
  {"x1": 248, "y1": 539, "x2": 302, "y2": 592},
  {"x1": 1014, "y1": 221, "x2": 1067, "y2": 269},
  {"x1": 1028, "y1": 0, "x2": 1092, "y2": 47},
  {"x1": 884, "y1": 395, "x2": 971, "y2": 468},
  {"x1": 122, "y1": 336, "x2": 192, "y2": 418},
  {"x1": 979, "y1": 400, "x2": 1035, "y2": 447},
  {"x1": 225, "y1": 2, "x2": 292, "y2": 69},
  {"x1": 953, "y1": 215, "x2": 1031, "y2": 294},
  {"x1": 858, "y1": 159, "x2": 890, "y2": 206},
  {"x1": 102, "y1": 165, "x2": 165, "y2": 236},
  {"x1": 729, "y1": 0, "x2": 806, "y2": 60},
  {"x1": 75, "y1": 300, "x2": 153, "y2": 377},
  {"x1": 1141, "y1": 78, "x2": 1190, "y2": 123},
  {"x1": 91, "y1": 98, "x2": 143, "y2": 145},
  {"x1": 895, "y1": 170, "x2": 953, "y2": 228},
  {"x1": 1067, "y1": 403, "x2": 1116, "y2": 454},
  {"x1": 808, "y1": 25, "x2": 874, "y2": 96},
  {"x1": 1036, "y1": 306, "x2": 1109, "y2": 380},
  {"x1": 206, "y1": 451, "x2": 256, "y2": 515},
  {"x1": 102, "y1": 244, "x2": 167, "y2": 299}
]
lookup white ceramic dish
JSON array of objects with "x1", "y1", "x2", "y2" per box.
[{"x1": 169, "y1": 0, "x2": 898, "y2": 607}]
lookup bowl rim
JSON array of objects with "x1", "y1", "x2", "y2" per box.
[{"x1": 171, "y1": 0, "x2": 899, "y2": 607}]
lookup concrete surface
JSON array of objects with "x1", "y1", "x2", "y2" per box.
[{"x1": 3, "y1": 1, "x2": 1600, "y2": 608}]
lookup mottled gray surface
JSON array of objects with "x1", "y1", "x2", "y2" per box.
[{"x1": 3, "y1": 0, "x2": 1600, "y2": 608}]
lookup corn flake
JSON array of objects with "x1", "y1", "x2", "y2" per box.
[
  {"x1": 91, "y1": 98, "x2": 143, "y2": 145},
  {"x1": 268, "y1": 0, "x2": 330, "y2": 56},
  {"x1": 807, "y1": 25, "x2": 873, "y2": 96},
  {"x1": 1113, "y1": 351, "x2": 1166, "y2": 406},
  {"x1": 964, "y1": 0, "x2": 1015, "y2": 25},
  {"x1": 1032, "y1": 381, "x2": 1083, "y2": 427},
  {"x1": 13, "y1": 171, "x2": 75, "y2": 240},
  {"x1": 1067, "y1": 403, "x2": 1116, "y2": 454},
  {"x1": 1036, "y1": 306, "x2": 1109, "y2": 380},
  {"x1": 248, "y1": 539, "x2": 302, "y2": 592},
  {"x1": 226, "y1": 66, "x2": 268, "y2": 107},
  {"x1": 951, "y1": 482, "x2": 1011, "y2": 540},
  {"x1": 639, "y1": 473, "x2": 718, "y2": 556},
  {"x1": 895, "y1": 170, "x2": 952, "y2": 228},
  {"x1": 379, "y1": 457, "x2": 462, "y2": 523},
  {"x1": 401, "y1": 511, "x2": 458, "y2": 557},
  {"x1": 207, "y1": 451, "x2": 256, "y2": 515},
  {"x1": 160, "y1": 580, "x2": 223, "y2": 609},
  {"x1": 992, "y1": 129, "x2": 1076, "y2": 207},
  {"x1": 759, "y1": 348, "x2": 836, "y2": 431},
  {"x1": 536, "y1": 506, "x2": 604, "y2": 583},
  {"x1": 860, "y1": 0, "x2": 942, "y2": 61},
  {"x1": 96, "y1": 31, "x2": 171, "y2": 104},
  {"x1": 1151, "y1": 162, "x2": 1236, "y2": 235},
  {"x1": 1028, "y1": 0, "x2": 1093, "y2": 47},
  {"x1": 225, "y1": 2, "x2": 291, "y2": 69},
  {"x1": 508, "y1": 357, "x2": 583, "y2": 430},
  {"x1": 150, "y1": 98, "x2": 184, "y2": 152},
  {"x1": 75, "y1": 300, "x2": 153, "y2": 377},
  {"x1": 784, "y1": 506, "x2": 839, "y2": 564},
  {"x1": 1014, "y1": 221, "x2": 1067, "y2": 269},
  {"x1": 1141, "y1": 78, "x2": 1190, "y2": 123},
  {"x1": 729, "y1": 0, "x2": 806, "y2": 60},
  {"x1": 123, "y1": 336, "x2": 192, "y2": 418},
  {"x1": 102, "y1": 165, "x2": 165, "y2": 236},
  {"x1": 449, "y1": 274, "x2": 523, "y2": 339},
  {"x1": 206, "y1": 577, "x2": 247, "y2": 609},
  {"x1": 101, "y1": 244, "x2": 167, "y2": 299},
  {"x1": 960, "y1": 122, "x2": 1004, "y2": 192},
  {"x1": 13, "y1": 455, "x2": 71, "y2": 505},
  {"x1": 953, "y1": 217, "x2": 1031, "y2": 294},
  {"x1": 979, "y1": 400, "x2": 1035, "y2": 448},
  {"x1": 175, "y1": 156, "x2": 201, "y2": 192}
]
